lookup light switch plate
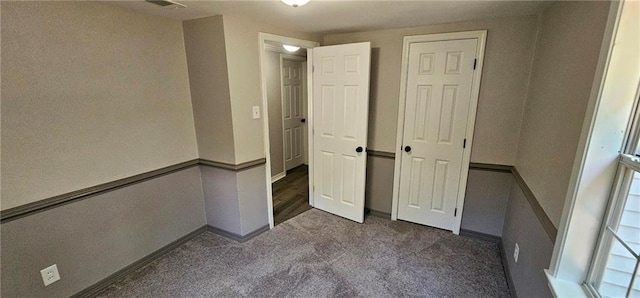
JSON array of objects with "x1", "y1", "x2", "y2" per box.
[
  {"x1": 40, "y1": 264, "x2": 61, "y2": 286},
  {"x1": 252, "y1": 106, "x2": 260, "y2": 119}
]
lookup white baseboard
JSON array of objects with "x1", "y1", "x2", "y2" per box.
[{"x1": 271, "y1": 171, "x2": 286, "y2": 183}]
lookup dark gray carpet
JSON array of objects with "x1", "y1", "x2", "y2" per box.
[{"x1": 95, "y1": 209, "x2": 510, "y2": 297}]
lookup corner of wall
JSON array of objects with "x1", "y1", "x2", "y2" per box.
[
  {"x1": 512, "y1": 0, "x2": 612, "y2": 228},
  {"x1": 178, "y1": 22, "x2": 201, "y2": 160},
  {"x1": 182, "y1": 15, "x2": 236, "y2": 164},
  {"x1": 199, "y1": 166, "x2": 242, "y2": 234},
  {"x1": 235, "y1": 165, "x2": 269, "y2": 236},
  {"x1": 220, "y1": 15, "x2": 322, "y2": 164},
  {"x1": 212, "y1": 14, "x2": 236, "y2": 164},
  {"x1": 501, "y1": 176, "x2": 554, "y2": 298},
  {"x1": 513, "y1": 12, "x2": 543, "y2": 169}
]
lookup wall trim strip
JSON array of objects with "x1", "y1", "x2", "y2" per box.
[
  {"x1": 72, "y1": 225, "x2": 209, "y2": 298},
  {"x1": 207, "y1": 224, "x2": 270, "y2": 243},
  {"x1": 366, "y1": 208, "x2": 392, "y2": 219},
  {"x1": 0, "y1": 160, "x2": 200, "y2": 223},
  {"x1": 469, "y1": 162, "x2": 513, "y2": 173},
  {"x1": 467, "y1": 163, "x2": 558, "y2": 243},
  {"x1": 367, "y1": 150, "x2": 395, "y2": 159},
  {"x1": 459, "y1": 228, "x2": 501, "y2": 243},
  {"x1": 1, "y1": 158, "x2": 267, "y2": 223},
  {"x1": 511, "y1": 167, "x2": 558, "y2": 242},
  {"x1": 199, "y1": 158, "x2": 266, "y2": 171}
]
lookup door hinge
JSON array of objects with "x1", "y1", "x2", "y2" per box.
[
  {"x1": 312, "y1": 65, "x2": 315, "y2": 72},
  {"x1": 463, "y1": 138, "x2": 467, "y2": 148},
  {"x1": 454, "y1": 208, "x2": 457, "y2": 217},
  {"x1": 473, "y1": 59, "x2": 477, "y2": 70}
]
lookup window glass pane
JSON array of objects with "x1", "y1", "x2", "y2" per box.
[
  {"x1": 617, "y1": 171, "x2": 640, "y2": 250},
  {"x1": 597, "y1": 171, "x2": 640, "y2": 297},
  {"x1": 598, "y1": 238, "x2": 637, "y2": 297},
  {"x1": 635, "y1": 131, "x2": 640, "y2": 156},
  {"x1": 632, "y1": 270, "x2": 640, "y2": 298}
]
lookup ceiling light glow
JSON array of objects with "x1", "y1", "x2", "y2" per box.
[
  {"x1": 283, "y1": 45, "x2": 301, "y2": 52},
  {"x1": 281, "y1": 0, "x2": 310, "y2": 8}
]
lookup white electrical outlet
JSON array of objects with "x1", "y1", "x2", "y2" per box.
[
  {"x1": 40, "y1": 264, "x2": 60, "y2": 286},
  {"x1": 514, "y1": 243, "x2": 520, "y2": 263},
  {"x1": 252, "y1": 106, "x2": 260, "y2": 119}
]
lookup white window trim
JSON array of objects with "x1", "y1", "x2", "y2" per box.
[
  {"x1": 546, "y1": 1, "x2": 639, "y2": 296},
  {"x1": 584, "y1": 156, "x2": 639, "y2": 296},
  {"x1": 585, "y1": 90, "x2": 640, "y2": 296}
]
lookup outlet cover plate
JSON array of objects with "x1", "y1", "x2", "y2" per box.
[{"x1": 40, "y1": 264, "x2": 60, "y2": 286}]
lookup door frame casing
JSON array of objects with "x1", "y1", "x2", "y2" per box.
[
  {"x1": 258, "y1": 33, "x2": 319, "y2": 229},
  {"x1": 391, "y1": 30, "x2": 487, "y2": 234}
]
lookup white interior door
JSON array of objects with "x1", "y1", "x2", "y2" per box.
[
  {"x1": 282, "y1": 59, "x2": 306, "y2": 171},
  {"x1": 397, "y1": 38, "x2": 478, "y2": 231},
  {"x1": 312, "y1": 42, "x2": 371, "y2": 223}
]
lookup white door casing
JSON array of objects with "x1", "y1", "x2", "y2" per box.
[
  {"x1": 312, "y1": 42, "x2": 371, "y2": 223},
  {"x1": 282, "y1": 58, "x2": 306, "y2": 171},
  {"x1": 392, "y1": 31, "x2": 487, "y2": 234}
]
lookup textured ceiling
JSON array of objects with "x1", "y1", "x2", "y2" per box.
[{"x1": 108, "y1": 0, "x2": 553, "y2": 35}]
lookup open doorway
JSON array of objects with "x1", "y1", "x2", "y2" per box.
[
  {"x1": 264, "y1": 40, "x2": 311, "y2": 225},
  {"x1": 259, "y1": 34, "x2": 319, "y2": 228},
  {"x1": 260, "y1": 34, "x2": 372, "y2": 229}
]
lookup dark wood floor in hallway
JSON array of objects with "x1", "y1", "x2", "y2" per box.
[{"x1": 272, "y1": 165, "x2": 311, "y2": 225}]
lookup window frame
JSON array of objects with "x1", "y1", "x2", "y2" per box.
[
  {"x1": 585, "y1": 88, "x2": 640, "y2": 297},
  {"x1": 545, "y1": 1, "x2": 640, "y2": 296}
]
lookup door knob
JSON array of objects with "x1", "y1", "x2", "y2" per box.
[
  {"x1": 356, "y1": 146, "x2": 364, "y2": 153},
  {"x1": 404, "y1": 146, "x2": 412, "y2": 153},
  {"x1": 301, "y1": 118, "x2": 306, "y2": 123}
]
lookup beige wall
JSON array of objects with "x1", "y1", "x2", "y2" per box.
[
  {"x1": 222, "y1": 16, "x2": 321, "y2": 163},
  {"x1": 502, "y1": 178, "x2": 554, "y2": 297},
  {"x1": 323, "y1": 15, "x2": 539, "y2": 165},
  {"x1": 462, "y1": 169, "x2": 512, "y2": 237},
  {"x1": 265, "y1": 51, "x2": 285, "y2": 176},
  {"x1": 236, "y1": 165, "x2": 269, "y2": 235},
  {"x1": 365, "y1": 156, "x2": 396, "y2": 213},
  {"x1": 183, "y1": 16, "x2": 236, "y2": 164},
  {"x1": 515, "y1": 1, "x2": 611, "y2": 227},
  {"x1": 1, "y1": 1, "x2": 198, "y2": 210},
  {"x1": 1, "y1": 168, "x2": 206, "y2": 297}
]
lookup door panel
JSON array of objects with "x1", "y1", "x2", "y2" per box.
[
  {"x1": 313, "y1": 42, "x2": 371, "y2": 223},
  {"x1": 397, "y1": 39, "x2": 477, "y2": 231},
  {"x1": 283, "y1": 59, "x2": 305, "y2": 170}
]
